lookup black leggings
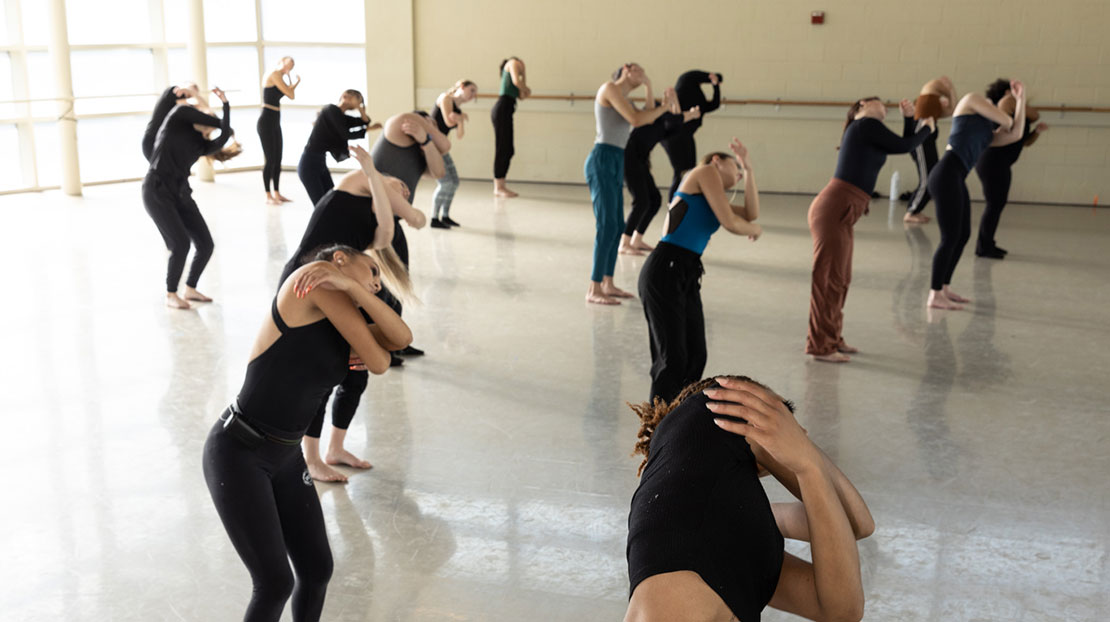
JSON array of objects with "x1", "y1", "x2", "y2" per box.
[
  {"x1": 203, "y1": 416, "x2": 332, "y2": 621},
  {"x1": 624, "y1": 155, "x2": 662, "y2": 236},
  {"x1": 491, "y1": 95, "x2": 516, "y2": 179},
  {"x1": 927, "y1": 152, "x2": 972, "y2": 291},
  {"x1": 258, "y1": 108, "x2": 283, "y2": 192},
  {"x1": 907, "y1": 129, "x2": 938, "y2": 214},
  {"x1": 661, "y1": 130, "x2": 696, "y2": 200},
  {"x1": 297, "y1": 150, "x2": 332, "y2": 207},
  {"x1": 639, "y1": 242, "x2": 706, "y2": 403},
  {"x1": 142, "y1": 173, "x2": 214, "y2": 293},
  {"x1": 974, "y1": 156, "x2": 1011, "y2": 252}
]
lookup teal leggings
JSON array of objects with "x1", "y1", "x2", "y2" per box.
[{"x1": 585, "y1": 143, "x2": 626, "y2": 282}]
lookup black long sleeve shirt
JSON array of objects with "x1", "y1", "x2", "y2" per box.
[
  {"x1": 834, "y1": 116, "x2": 929, "y2": 194},
  {"x1": 626, "y1": 111, "x2": 686, "y2": 161},
  {"x1": 674, "y1": 70, "x2": 721, "y2": 133},
  {"x1": 304, "y1": 104, "x2": 369, "y2": 161},
  {"x1": 142, "y1": 86, "x2": 179, "y2": 162},
  {"x1": 148, "y1": 102, "x2": 232, "y2": 188}
]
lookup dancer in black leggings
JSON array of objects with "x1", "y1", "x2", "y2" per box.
[
  {"x1": 297, "y1": 89, "x2": 377, "y2": 207},
  {"x1": 491, "y1": 56, "x2": 531, "y2": 198},
  {"x1": 142, "y1": 87, "x2": 235, "y2": 309},
  {"x1": 626, "y1": 376, "x2": 873, "y2": 622},
  {"x1": 280, "y1": 147, "x2": 424, "y2": 482},
  {"x1": 975, "y1": 79, "x2": 1047, "y2": 258},
  {"x1": 661, "y1": 70, "x2": 722, "y2": 199},
  {"x1": 927, "y1": 80, "x2": 1026, "y2": 310},
  {"x1": 259, "y1": 56, "x2": 300, "y2": 205},
  {"x1": 618, "y1": 104, "x2": 702, "y2": 256},
  {"x1": 141, "y1": 82, "x2": 198, "y2": 161},
  {"x1": 203, "y1": 242, "x2": 412, "y2": 622}
]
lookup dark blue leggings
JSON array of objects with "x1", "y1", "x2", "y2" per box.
[{"x1": 927, "y1": 152, "x2": 972, "y2": 291}]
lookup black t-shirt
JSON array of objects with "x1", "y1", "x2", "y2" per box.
[
  {"x1": 834, "y1": 116, "x2": 929, "y2": 194},
  {"x1": 304, "y1": 104, "x2": 369, "y2": 161}
]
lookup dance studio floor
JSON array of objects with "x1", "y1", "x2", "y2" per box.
[{"x1": 1, "y1": 172, "x2": 1107, "y2": 621}]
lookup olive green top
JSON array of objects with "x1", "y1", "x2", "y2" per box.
[{"x1": 499, "y1": 69, "x2": 519, "y2": 99}]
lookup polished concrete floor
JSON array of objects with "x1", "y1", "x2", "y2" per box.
[{"x1": 1, "y1": 171, "x2": 1107, "y2": 621}]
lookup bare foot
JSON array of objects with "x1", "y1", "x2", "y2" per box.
[
  {"x1": 903, "y1": 213, "x2": 930, "y2": 224},
  {"x1": 927, "y1": 290, "x2": 964, "y2": 310},
  {"x1": 183, "y1": 287, "x2": 212, "y2": 303},
  {"x1": 601, "y1": 285, "x2": 634, "y2": 299},
  {"x1": 265, "y1": 196, "x2": 281, "y2": 205},
  {"x1": 634, "y1": 242, "x2": 655, "y2": 251},
  {"x1": 943, "y1": 286, "x2": 970, "y2": 303},
  {"x1": 586, "y1": 291, "x2": 620, "y2": 305},
  {"x1": 813, "y1": 352, "x2": 851, "y2": 363},
  {"x1": 494, "y1": 188, "x2": 519, "y2": 198},
  {"x1": 274, "y1": 193, "x2": 294, "y2": 203},
  {"x1": 325, "y1": 448, "x2": 372, "y2": 470},
  {"x1": 165, "y1": 293, "x2": 191, "y2": 309},
  {"x1": 619, "y1": 244, "x2": 646, "y2": 256},
  {"x1": 837, "y1": 343, "x2": 859, "y2": 354},
  {"x1": 306, "y1": 460, "x2": 348, "y2": 483}
]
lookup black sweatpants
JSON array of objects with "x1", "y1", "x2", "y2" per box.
[
  {"x1": 203, "y1": 416, "x2": 332, "y2": 622},
  {"x1": 258, "y1": 108, "x2": 283, "y2": 192},
  {"x1": 491, "y1": 95, "x2": 516, "y2": 179},
  {"x1": 624, "y1": 154, "x2": 662, "y2": 236},
  {"x1": 297, "y1": 150, "x2": 332, "y2": 207},
  {"x1": 639, "y1": 242, "x2": 706, "y2": 404},
  {"x1": 142, "y1": 173, "x2": 214, "y2": 293},
  {"x1": 661, "y1": 130, "x2": 696, "y2": 200},
  {"x1": 907, "y1": 129, "x2": 939, "y2": 214},
  {"x1": 927, "y1": 152, "x2": 972, "y2": 291},
  {"x1": 974, "y1": 154, "x2": 1012, "y2": 252}
]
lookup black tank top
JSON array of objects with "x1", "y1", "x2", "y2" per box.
[
  {"x1": 432, "y1": 99, "x2": 461, "y2": 135},
  {"x1": 263, "y1": 85, "x2": 284, "y2": 107},
  {"x1": 628, "y1": 390, "x2": 784, "y2": 621},
  {"x1": 235, "y1": 298, "x2": 349, "y2": 436}
]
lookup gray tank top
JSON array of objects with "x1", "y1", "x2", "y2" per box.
[
  {"x1": 371, "y1": 135, "x2": 426, "y2": 198},
  {"x1": 595, "y1": 98, "x2": 631, "y2": 148}
]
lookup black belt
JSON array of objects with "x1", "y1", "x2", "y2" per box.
[{"x1": 220, "y1": 401, "x2": 302, "y2": 448}]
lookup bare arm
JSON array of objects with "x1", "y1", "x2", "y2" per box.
[
  {"x1": 385, "y1": 184, "x2": 426, "y2": 229},
  {"x1": 728, "y1": 139, "x2": 760, "y2": 222},
  {"x1": 602, "y1": 82, "x2": 674, "y2": 128},
  {"x1": 990, "y1": 82, "x2": 1026, "y2": 147},
  {"x1": 436, "y1": 93, "x2": 455, "y2": 129},
  {"x1": 961, "y1": 92, "x2": 1014, "y2": 130},
  {"x1": 306, "y1": 285, "x2": 410, "y2": 374},
  {"x1": 268, "y1": 71, "x2": 298, "y2": 100},
  {"x1": 337, "y1": 146, "x2": 395, "y2": 250},
  {"x1": 688, "y1": 166, "x2": 761, "y2": 237},
  {"x1": 507, "y1": 60, "x2": 530, "y2": 97}
]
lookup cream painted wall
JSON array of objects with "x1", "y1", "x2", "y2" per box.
[{"x1": 410, "y1": 0, "x2": 1109, "y2": 205}]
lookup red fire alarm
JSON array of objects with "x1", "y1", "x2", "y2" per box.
[{"x1": 811, "y1": 11, "x2": 825, "y2": 24}]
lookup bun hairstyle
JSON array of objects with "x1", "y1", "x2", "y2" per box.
[
  {"x1": 839, "y1": 96, "x2": 881, "y2": 149},
  {"x1": 305, "y1": 244, "x2": 415, "y2": 302},
  {"x1": 629, "y1": 375, "x2": 795, "y2": 476},
  {"x1": 985, "y1": 78, "x2": 1010, "y2": 104},
  {"x1": 612, "y1": 63, "x2": 637, "y2": 82}
]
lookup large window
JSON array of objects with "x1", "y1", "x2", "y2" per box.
[{"x1": 2, "y1": 0, "x2": 370, "y2": 193}]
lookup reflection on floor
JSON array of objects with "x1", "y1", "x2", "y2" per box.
[{"x1": 1, "y1": 172, "x2": 1107, "y2": 621}]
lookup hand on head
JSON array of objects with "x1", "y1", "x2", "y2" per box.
[
  {"x1": 349, "y1": 145, "x2": 376, "y2": 172},
  {"x1": 211, "y1": 86, "x2": 227, "y2": 103},
  {"x1": 729, "y1": 137, "x2": 749, "y2": 170},
  {"x1": 1010, "y1": 80, "x2": 1025, "y2": 101},
  {"x1": 401, "y1": 119, "x2": 428, "y2": 143},
  {"x1": 705, "y1": 377, "x2": 818, "y2": 474},
  {"x1": 292, "y1": 261, "x2": 352, "y2": 299},
  {"x1": 709, "y1": 72, "x2": 720, "y2": 86}
]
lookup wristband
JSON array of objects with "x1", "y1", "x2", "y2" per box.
[{"x1": 421, "y1": 134, "x2": 432, "y2": 146}]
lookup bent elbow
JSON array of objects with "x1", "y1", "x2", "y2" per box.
[
  {"x1": 824, "y1": 602, "x2": 865, "y2": 622},
  {"x1": 855, "y1": 519, "x2": 875, "y2": 540},
  {"x1": 366, "y1": 352, "x2": 391, "y2": 375}
]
